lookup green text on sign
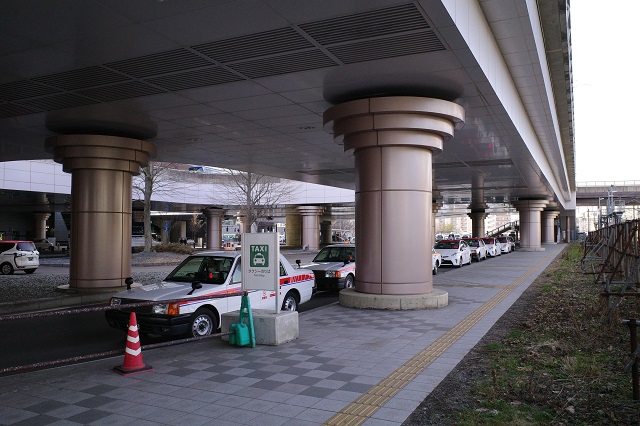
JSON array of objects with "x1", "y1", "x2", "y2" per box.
[{"x1": 250, "y1": 245, "x2": 269, "y2": 267}]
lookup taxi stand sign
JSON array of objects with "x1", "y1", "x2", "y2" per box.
[{"x1": 241, "y1": 233, "x2": 280, "y2": 312}]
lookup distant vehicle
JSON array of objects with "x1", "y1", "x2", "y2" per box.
[
  {"x1": 302, "y1": 244, "x2": 355, "y2": 291},
  {"x1": 496, "y1": 236, "x2": 512, "y2": 253},
  {"x1": 433, "y1": 239, "x2": 471, "y2": 268},
  {"x1": 462, "y1": 238, "x2": 488, "y2": 261},
  {"x1": 481, "y1": 237, "x2": 501, "y2": 257},
  {"x1": 0, "y1": 240, "x2": 39, "y2": 275},
  {"x1": 106, "y1": 252, "x2": 315, "y2": 337},
  {"x1": 432, "y1": 247, "x2": 442, "y2": 275},
  {"x1": 33, "y1": 238, "x2": 54, "y2": 252},
  {"x1": 435, "y1": 234, "x2": 444, "y2": 241}
]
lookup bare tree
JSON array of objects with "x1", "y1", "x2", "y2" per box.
[
  {"x1": 188, "y1": 213, "x2": 204, "y2": 246},
  {"x1": 132, "y1": 162, "x2": 181, "y2": 251},
  {"x1": 221, "y1": 169, "x2": 299, "y2": 233}
]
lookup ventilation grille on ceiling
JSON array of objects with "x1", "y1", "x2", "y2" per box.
[
  {"x1": 329, "y1": 32, "x2": 444, "y2": 64},
  {"x1": 0, "y1": 103, "x2": 40, "y2": 118},
  {"x1": 0, "y1": 80, "x2": 61, "y2": 101},
  {"x1": 146, "y1": 67, "x2": 244, "y2": 91},
  {"x1": 105, "y1": 48, "x2": 213, "y2": 78},
  {"x1": 229, "y1": 50, "x2": 336, "y2": 79},
  {"x1": 299, "y1": 4, "x2": 427, "y2": 45},
  {"x1": 1, "y1": 3, "x2": 446, "y2": 117},
  {"x1": 16, "y1": 93, "x2": 96, "y2": 111},
  {"x1": 32, "y1": 66, "x2": 128, "y2": 91},
  {"x1": 78, "y1": 81, "x2": 166, "y2": 102},
  {"x1": 193, "y1": 27, "x2": 313, "y2": 63}
]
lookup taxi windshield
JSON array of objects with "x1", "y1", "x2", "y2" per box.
[
  {"x1": 165, "y1": 256, "x2": 234, "y2": 284},
  {"x1": 313, "y1": 247, "x2": 355, "y2": 262}
]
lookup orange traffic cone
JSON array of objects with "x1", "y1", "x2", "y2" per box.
[{"x1": 113, "y1": 312, "x2": 153, "y2": 375}]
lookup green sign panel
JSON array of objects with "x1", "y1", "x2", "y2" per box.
[{"x1": 249, "y1": 244, "x2": 269, "y2": 267}]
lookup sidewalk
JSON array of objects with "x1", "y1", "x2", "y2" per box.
[{"x1": 0, "y1": 244, "x2": 565, "y2": 425}]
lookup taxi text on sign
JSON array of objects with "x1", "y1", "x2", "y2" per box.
[{"x1": 241, "y1": 233, "x2": 279, "y2": 291}]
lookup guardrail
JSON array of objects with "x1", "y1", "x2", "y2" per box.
[{"x1": 0, "y1": 295, "x2": 233, "y2": 375}]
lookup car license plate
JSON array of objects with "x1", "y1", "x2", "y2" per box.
[{"x1": 28, "y1": 257, "x2": 33, "y2": 261}]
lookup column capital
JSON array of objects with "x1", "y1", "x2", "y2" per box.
[
  {"x1": 202, "y1": 207, "x2": 225, "y2": 219},
  {"x1": 512, "y1": 198, "x2": 549, "y2": 212},
  {"x1": 45, "y1": 134, "x2": 156, "y2": 175},
  {"x1": 297, "y1": 205, "x2": 324, "y2": 216},
  {"x1": 323, "y1": 96, "x2": 465, "y2": 154}
]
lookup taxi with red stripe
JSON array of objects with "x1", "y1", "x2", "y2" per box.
[
  {"x1": 105, "y1": 251, "x2": 315, "y2": 337},
  {"x1": 302, "y1": 244, "x2": 356, "y2": 291}
]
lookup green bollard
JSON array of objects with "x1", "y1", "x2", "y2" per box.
[{"x1": 228, "y1": 292, "x2": 256, "y2": 348}]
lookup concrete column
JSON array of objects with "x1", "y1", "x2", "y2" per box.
[
  {"x1": 468, "y1": 174, "x2": 488, "y2": 237},
  {"x1": 321, "y1": 219, "x2": 333, "y2": 245},
  {"x1": 239, "y1": 214, "x2": 250, "y2": 235},
  {"x1": 324, "y1": 96, "x2": 463, "y2": 307},
  {"x1": 298, "y1": 206, "x2": 323, "y2": 250},
  {"x1": 512, "y1": 199, "x2": 549, "y2": 251},
  {"x1": 33, "y1": 212, "x2": 51, "y2": 240},
  {"x1": 542, "y1": 210, "x2": 560, "y2": 244},
  {"x1": 203, "y1": 207, "x2": 224, "y2": 250},
  {"x1": 285, "y1": 209, "x2": 302, "y2": 247},
  {"x1": 179, "y1": 221, "x2": 187, "y2": 241},
  {"x1": 432, "y1": 191, "x2": 443, "y2": 244},
  {"x1": 46, "y1": 134, "x2": 155, "y2": 290}
]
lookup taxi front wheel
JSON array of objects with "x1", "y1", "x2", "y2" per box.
[
  {"x1": 281, "y1": 293, "x2": 298, "y2": 311},
  {"x1": 189, "y1": 308, "x2": 218, "y2": 337}
]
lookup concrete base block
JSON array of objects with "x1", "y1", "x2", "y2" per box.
[
  {"x1": 221, "y1": 309, "x2": 299, "y2": 346},
  {"x1": 339, "y1": 288, "x2": 448, "y2": 310}
]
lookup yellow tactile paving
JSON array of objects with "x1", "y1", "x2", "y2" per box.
[{"x1": 323, "y1": 253, "x2": 552, "y2": 426}]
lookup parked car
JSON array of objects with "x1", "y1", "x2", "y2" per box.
[
  {"x1": 33, "y1": 238, "x2": 54, "y2": 252},
  {"x1": 302, "y1": 244, "x2": 355, "y2": 291},
  {"x1": 496, "y1": 236, "x2": 512, "y2": 254},
  {"x1": 0, "y1": 240, "x2": 39, "y2": 275},
  {"x1": 462, "y1": 238, "x2": 488, "y2": 262},
  {"x1": 481, "y1": 237, "x2": 501, "y2": 257},
  {"x1": 432, "y1": 247, "x2": 442, "y2": 275},
  {"x1": 105, "y1": 251, "x2": 315, "y2": 337},
  {"x1": 433, "y1": 239, "x2": 471, "y2": 268}
]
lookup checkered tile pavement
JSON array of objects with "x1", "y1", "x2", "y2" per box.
[{"x1": 0, "y1": 244, "x2": 565, "y2": 425}]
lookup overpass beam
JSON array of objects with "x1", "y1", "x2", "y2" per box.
[
  {"x1": 45, "y1": 134, "x2": 155, "y2": 290},
  {"x1": 324, "y1": 96, "x2": 464, "y2": 307}
]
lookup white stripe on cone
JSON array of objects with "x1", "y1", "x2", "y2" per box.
[{"x1": 125, "y1": 347, "x2": 142, "y2": 356}]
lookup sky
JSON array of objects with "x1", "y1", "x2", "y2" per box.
[{"x1": 571, "y1": 1, "x2": 640, "y2": 183}]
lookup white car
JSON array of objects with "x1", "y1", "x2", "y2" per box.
[
  {"x1": 481, "y1": 237, "x2": 501, "y2": 257},
  {"x1": 33, "y1": 238, "x2": 54, "y2": 252},
  {"x1": 302, "y1": 244, "x2": 355, "y2": 291},
  {"x1": 106, "y1": 251, "x2": 315, "y2": 337},
  {"x1": 462, "y1": 238, "x2": 488, "y2": 262},
  {"x1": 0, "y1": 240, "x2": 39, "y2": 275},
  {"x1": 496, "y1": 236, "x2": 512, "y2": 254},
  {"x1": 432, "y1": 247, "x2": 442, "y2": 275},
  {"x1": 433, "y1": 239, "x2": 472, "y2": 268}
]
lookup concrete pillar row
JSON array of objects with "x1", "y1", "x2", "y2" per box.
[
  {"x1": 203, "y1": 208, "x2": 225, "y2": 250},
  {"x1": 297, "y1": 206, "x2": 324, "y2": 250},
  {"x1": 468, "y1": 174, "x2": 488, "y2": 237},
  {"x1": 45, "y1": 134, "x2": 156, "y2": 290},
  {"x1": 324, "y1": 96, "x2": 464, "y2": 304},
  {"x1": 542, "y1": 210, "x2": 560, "y2": 244},
  {"x1": 432, "y1": 199, "x2": 443, "y2": 244},
  {"x1": 512, "y1": 199, "x2": 549, "y2": 251},
  {"x1": 33, "y1": 212, "x2": 51, "y2": 240}
]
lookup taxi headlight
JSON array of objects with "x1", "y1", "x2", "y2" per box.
[
  {"x1": 153, "y1": 304, "x2": 168, "y2": 314},
  {"x1": 325, "y1": 271, "x2": 340, "y2": 278}
]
